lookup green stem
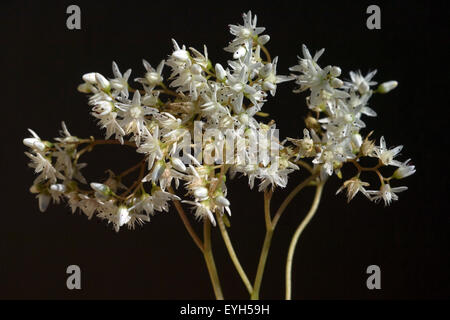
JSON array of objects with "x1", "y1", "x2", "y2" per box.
[
  {"x1": 216, "y1": 213, "x2": 253, "y2": 295},
  {"x1": 250, "y1": 190, "x2": 273, "y2": 300},
  {"x1": 203, "y1": 219, "x2": 224, "y2": 300},
  {"x1": 251, "y1": 228, "x2": 273, "y2": 300},
  {"x1": 285, "y1": 182, "x2": 324, "y2": 300},
  {"x1": 272, "y1": 173, "x2": 317, "y2": 228}
]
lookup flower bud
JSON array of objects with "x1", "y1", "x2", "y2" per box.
[
  {"x1": 23, "y1": 138, "x2": 46, "y2": 151},
  {"x1": 194, "y1": 187, "x2": 209, "y2": 200},
  {"x1": 77, "y1": 83, "x2": 93, "y2": 93},
  {"x1": 171, "y1": 157, "x2": 186, "y2": 172},
  {"x1": 258, "y1": 35, "x2": 270, "y2": 45},
  {"x1": 215, "y1": 63, "x2": 227, "y2": 81},
  {"x1": 95, "y1": 73, "x2": 110, "y2": 90},
  {"x1": 330, "y1": 78, "x2": 343, "y2": 88},
  {"x1": 262, "y1": 80, "x2": 276, "y2": 92},
  {"x1": 50, "y1": 184, "x2": 66, "y2": 193},
  {"x1": 393, "y1": 161, "x2": 416, "y2": 179},
  {"x1": 351, "y1": 133, "x2": 363, "y2": 149},
  {"x1": 378, "y1": 81, "x2": 398, "y2": 93},
  {"x1": 215, "y1": 195, "x2": 230, "y2": 207},
  {"x1": 150, "y1": 161, "x2": 165, "y2": 183},
  {"x1": 305, "y1": 116, "x2": 319, "y2": 130},
  {"x1": 330, "y1": 66, "x2": 341, "y2": 77},
  {"x1": 82, "y1": 72, "x2": 97, "y2": 84},
  {"x1": 38, "y1": 194, "x2": 51, "y2": 213},
  {"x1": 90, "y1": 182, "x2": 111, "y2": 195}
]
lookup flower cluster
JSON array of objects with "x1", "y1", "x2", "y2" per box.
[
  {"x1": 286, "y1": 45, "x2": 415, "y2": 205},
  {"x1": 24, "y1": 11, "x2": 414, "y2": 233}
]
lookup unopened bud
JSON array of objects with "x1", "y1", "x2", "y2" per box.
[
  {"x1": 215, "y1": 195, "x2": 230, "y2": 207},
  {"x1": 215, "y1": 63, "x2": 227, "y2": 81},
  {"x1": 90, "y1": 182, "x2": 111, "y2": 195},
  {"x1": 378, "y1": 81, "x2": 398, "y2": 93},
  {"x1": 38, "y1": 194, "x2": 51, "y2": 213},
  {"x1": 50, "y1": 184, "x2": 66, "y2": 193},
  {"x1": 194, "y1": 187, "x2": 209, "y2": 200},
  {"x1": 330, "y1": 66, "x2": 341, "y2": 77},
  {"x1": 258, "y1": 35, "x2": 270, "y2": 45},
  {"x1": 95, "y1": 73, "x2": 110, "y2": 90},
  {"x1": 23, "y1": 138, "x2": 46, "y2": 151},
  {"x1": 330, "y1": 78, "x2": 343, "y2": 88},
  {"x1": 171, "y1": 157, "x2": 186, "y2": 172}
]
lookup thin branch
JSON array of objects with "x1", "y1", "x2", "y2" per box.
[
  {"x1": 203, "y1": 219, "x2": 224, "y2": 300},
  {"x1": 285, "y1": 182, "x2": 324, "y2": 300},
  {"x1": 272, "y1": 173, "x2": 317, "y2": 228},
  {"x1": 216, "y1": 212, "x2": 253, "y2": 295},
  {"x1": 168, "y1": 186, "x2": 204, "y2": 252}
]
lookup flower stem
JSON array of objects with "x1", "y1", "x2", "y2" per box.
[
  {"x1": 118, "y1": 159, "x2": 145, "y2": 179},
  {"x1": 216, "y1": 213, "x2": 253, "y2": 295},
  {"x1": 285, "y1": 181, "x2": 324, "y2": 300},
  {"x1": 250, "y1": 190, "x2": 273, "y2": 300},
  {"x1": 169, "y1": 186, "x2": 204, "y2": 252},
  {"x1": 272, "y1": 173, "x2": 317, "y2": 228},
  {"x1": 251, "y1": 228, "x2": 273, "y2": 300},
  {"x1": 203, "y1": 219, "x2": 224, "y2": 300}
]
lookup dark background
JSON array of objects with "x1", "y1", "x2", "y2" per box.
[{"x1": 1, "y1": 0, "x2": 449, "y2": 299}]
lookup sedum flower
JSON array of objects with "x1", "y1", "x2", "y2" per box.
[
  {"x1": 392, "y1": 159, "x2": 416, "y2": 179},
  {"x1": 374, "y1": 136, "x2": 403, "y2": 166},
  {"x1": 135, "y1": 59, "x2": 165, "y2": 90},
  {"x1": 367, "y1": 184, "x2": 408, "y2": 206},
  {"x1": 336, "y1": 177, "x2": 370, "y2": 203},
  {"x1": 110, "y1": 61, "x2": 131, "y2": 98},
  {"x1": 345, "y1": 70, "x2": 377, "y2": 95}
]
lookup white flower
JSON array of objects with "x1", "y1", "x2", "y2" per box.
[
  {"x1": 346, "y1": 70, "x2": 377, "y2": 95},
  {"x1": 336, "y1": 177, "x2": 370, "y2": 202},
  {"x1": 374, "y1": 136, "x2": 403, "y2": 166},
  {"x1": 152, "y1": 189, "x2": 180, "y2": 212},
  {"x1": 116, "y1": 90, "x2": 157, "y2": 146},
  {"x1": 135, "y1": 59, "x2": 165, "y2": 90},
  {"x1": 367, "y1": 184, "x2": 408, "y2": 206},
  {"x1": 78, "y1": 194, "x2": 102, "y2": 219},
  {"x1": 94, "y1": 111, "x2": 125, "y2": 144},
  {"x1": 183, "y1": 200, "x2": 216, "y2": 226},
  {"x1": 137, "y1": 126, "x2": 163, "y2": 170},
  {"x1": 259, "y1": 56, "x2": 294, "y2": 96},
  {"x1": 97, "y1": 202, "x2": 131, "y2": 232},
  {"x1": 110, "y1": 61, "x2": 131, "y2": 98},
  {"x1": 225, "y1": 10, "x2": 268, "y2": 54},
  {"x1": 25, "y1": 151, "x2": 64, "y2": 183},
  {"x1": 257, "y1": 164, "x2": 292, "y2": 191},
  {"x1": 393, "y1": 159, "x2": 416, "y2": 179}
]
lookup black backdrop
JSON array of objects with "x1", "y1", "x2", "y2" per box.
[{"x1": 1, "y1": 0, "x2": 449, "y2": 299}]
